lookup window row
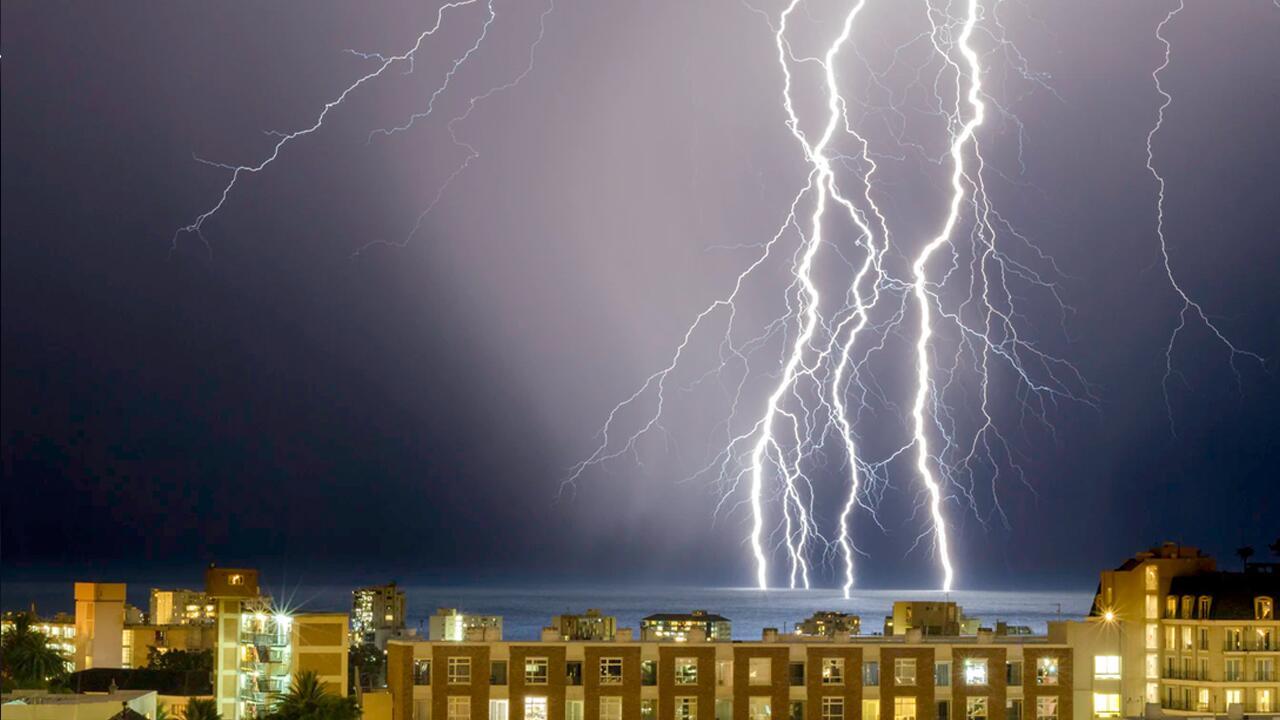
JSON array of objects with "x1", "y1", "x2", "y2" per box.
[{"x1": 434, "y1": 696, "x2": 1060, "y2": 720}]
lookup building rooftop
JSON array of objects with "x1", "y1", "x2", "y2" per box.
[
  {"x1": 2, "y1": 690, "x2": 152, "y2": 706},
  {"x1": 68, "y1": 668, "x2": 212, "y2": 696},
  {"x1": 642, "y1": 611, "x2": 730, "y2": 623},
  {"x1": 1166, "y1": 569, "x2": 1279, "y2": 619}
]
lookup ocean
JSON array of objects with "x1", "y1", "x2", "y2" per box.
[{"x1": 0, "y1": 582, "x2": 1094, "y2": 640}]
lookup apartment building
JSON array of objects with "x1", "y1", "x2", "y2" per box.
[
  {"x1": 640, "y1": 612, "x2": 732, "y2": 643},
  {"x1": 795, "y1": 613, "x2": 861, "y2": 638},
  {"x1": 1062, "y1": 543, "x2": 1278, "y2": 718},
  {"x1": 150, "y1": 589, "x2": 217, "y2": 626},
  {"x1": 551, "y1": 611, "x2": 619, "y2": 642},
  {"x1": 353, "y1": 583, "x2": 410, "y2": 649},
  {"x1": 384, "y1": 627, "x2": 1073, "y2": 720},
  {"x1": 430, "y1": 609, "x2": 505, "y2": 642},
  {"x1": 1, "y1": 611, "x2": 77, "y2": 672},
  {"x1": 75, "y1": 582, "x2": 127, "y2": 670}
]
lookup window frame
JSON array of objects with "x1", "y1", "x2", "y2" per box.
[
  {"x1": 447, "y1": 657, "x2": 472, "y2": 685},
  {"x1": 525, "y1": 657, "x2": 550, "y2": 685},
  {"x1": 676, "y1": 657, "x2": 699, "y2": 686},
  {"x1": 962, "y1": 658, "x2": 988, "y2": 686},
  {"x1": 823, "y1": 658, "x2": 845, "y2": 686},
  {"x1": 894, "y1": 658, "x2": 917, "y2": 687},
  {"x1": 600, "y1": 657, "x2": 624, "y2": 685}
]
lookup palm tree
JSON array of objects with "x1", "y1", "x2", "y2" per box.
[
  {"x1": 184, "y1": 698, "x2": 222, "y2": 720},
  {"x1": 1236, "y1": 546, "x2": 1255, "y2": 570},
  {"x1": 272, "y1": 670, "x2": 359, "y2": 720},
  {"x1": 0, "y1": 613, "x2": 70, "y2": 689}
]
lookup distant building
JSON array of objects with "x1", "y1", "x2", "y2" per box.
[
  {"x1": 352, "y1": 583, "x2": 408, "y2": 648},
  {"x1": 882, "y1": 600, "x2": 976, "y2": 637},
  {"x1": 793, "y1": 610, "x2": 860, "y2": 637},
  {"x1": 75, "y1": 582, "x2": 127, "y2": 670},
  {"x1": 640, "y1": 610, "x2": 731, "y2": 642},
  {"x1": 1, "y1": 611, "x2": 76, "y2": 672},
  {"x1": 427, "y1": 608, "x2": 502, "y2": 642},
  {"x1": 150, "y1": 589, "x2": 216, "y2": 626},
  {"x1": 550, "y1": 609, "x2": 617, "y2": 641},
  {"x1": 122, "y1": 623, "x2": 216, "y2": 668}
]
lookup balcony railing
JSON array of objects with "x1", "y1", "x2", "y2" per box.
[
  {"x1": 1224, "y1": 639, "x2": 1276, "y2": 652},
  {"x1": 1160, "y1": 669, "x2": 1208, "y2": 681}
]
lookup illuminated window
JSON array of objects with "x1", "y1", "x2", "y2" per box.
[
  {"x1": 893, "y1": 698, "x2": 915, "y2": 720},
  {"x1": 491, "y1": 700, "x2": 509, "y2": 720},
  {"x1": 895, "y1": 658, "x2": 917, "y2": 686},
  {"x1": 449, "y1": 697, "x2": 471, "y2": 720},
  {"x1": 448, "y1": 657, "x2": 471, "y2": 685},
  {"x1": 962, "y1": 658, "x2": 988, "y2": 686},
  {"x1": 717, "y1": 661, "x2": 732, "y2": 687},
  {"x1": 675, "y1": 697, "x2": 696, "y2": 720},
  {"x1": 1165, "y1": 596, "x2": 1176, "y2": 618},
  {"x1": 965, "y1": 698, "x2": 987, "y2": 720},
  {"x1": 640, "y1": 701, "x2": 655, "y2": 720},
  {"x1": 1181, "y1": 596, "x2": 1194, "y2": 619},
  {"x1": 1257, "y1": 597, "x2": 1275, "y2": 620},
  {"x1": 1035, "y1": 697, "x2": 1057, "y2": 720},
  {"x1": 1144, "y1": 654, "x2": 1157, "y2": 680},
  {"x1": 1094, "y1": 656, "x2": 1120, "y2": 680},
  {"x1": 1036, "y1": 657, "x2": 1059, "y2": 686},
  {"x1": 823, "y1": 658, "x2": 844, "y2": 685},
  {"x1": 676, "y1": 658, "x2": 698, "y2": 685},
  {"x1": 1164, "y1": 626, "x2": 1176, "y2": 650},
  {"x1": 1144, "y1": 624, "x2": 1157, "y2": 650},
  {"x1": 1196, "y1": 688, "x2": 1210, "y2": 712},
  {"x1": 600, "y1": 658, "x2": 623, "y2": 685},
  {"x1": 1181, "y1": 626, "x2": 1193, "y2": 650},
  {"x1": 749, "y1": 698, "x2": 771, "y2": 720},
  {"x1": 1258, "y1": 627, "x2": 1275, "y2": 652},
  {"x1": 1225, "y1": 689, "x2": 1243, "y2": 708},
  {"x1": 526, "y1": 657, "x2": 549, "y2": 685},
  {"x1": 601, "y1": 698, "x2": 622, "y2": 720},
  {"x1": 525, "y1": 698, "x2": 547, "y2": 720},
  {"x1": 1145, "y1": 683, "x2": 1158, "y2": 704},
  {"x1": 749, "y1": 658, "x2": 772, "y2": 685},
  {"x1": 229, "y1": 574, "x2": 244, "y2": 586},
  {"x1": 863, "y1": 701, "x2": 880, "y2": 720},
  {"x1": 824, "y1": 698, "x2": 846, "y2": 720},
  {"x1": 1144, "y1": 595, "x2": 1157, "y2": 620},
  {"x1": 1092, "y1": 694, "x2": 1120, "y2": 718},
  {"x1": 1145, "y1": 566, "x2": 1157, "y2": 591},
  {"x1": 1257, "y1": 689, "x2": 1273, "y2": 713}
]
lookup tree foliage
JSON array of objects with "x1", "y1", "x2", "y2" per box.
[
  {"x1": 271, "y1": 670, "x2": 360, "y2": 720},
  {"x1": 0, "y1": 613, "x2": 69, "y2": 690}
]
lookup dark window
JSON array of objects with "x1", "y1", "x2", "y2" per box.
[
  {"x1": 1006, "y1": 700, "x2": 1022, "y2": 720},
  {"x1": 566, "y1": 661, "x2": 583, "y2": 686},
  {"x1": 1006, "y1": 662, "x2": 1022, "y2": 686},
  {"x1": 863, "y1": 661, "x2": 879, "y2": 687},
  {"x1": 790, "y1": 663, "x2": 805, "y2": 686},
  {"x1": 790, "y1": 701, "x2": 805, "y2": 720},
  {"x1": 641, "y1": 660, "x2": 657, "y2": 686},
  {"x1": 491, "y1": 660, "x2": 507, "y2": 685},
  {"x1": 937, "y1": 701, "x2": 950, "y2": 720}
]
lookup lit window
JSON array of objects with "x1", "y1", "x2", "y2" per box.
[
  {"x1": 749, "y1": 658, "x2": 772, "y2": 685},
  {"x1": 448, "y1": 657, "x2": 471, "y2": 685},
  {"x1": 449, "y1": 697, "x2": 471, "y2": 720},
  {"x1": 641, "y1": 700, "x2": 656, "y2": 720},
  {"x1": 1164, "y1": 626, "x2": 1176, "y2": 650},
  {"x1": 1181, "y1": 626, "x2": 1192, "y2": 650},
  {"x1": 1145, "y1": 683, "x2": 1158, "y2": 704},
  {"x1": 894, "y1": 658, "x2": 916, "y2": 686},
  {"x1": 962, "y1": 658, "x2": 988, "y2": 686},
  {"x1": 413, "y1": 659, "x2": 432, "y2": 685},
  {"x1": 1197, "y1": 688, "x2": 1210, "y2": 712},
  {"x1": 600, "y1": 657, "x2": 623, "y2": 685},
  {"x1": 1226, "y1": 627, "x2": 1243, "y2": 651},
  {"x1": 229, "y1": 574, "x2": 244, "y2": 586},
  {"x1": 1094, "y1": 656, "x2": 1120, "y2": 680},
  {"x1": 601, "y1": 697, "x2": 623, "y2": 720},
  {"x1": 1144, "y1": 595, "x2": 1157, "y2": 620},
  {"x1": 1092, "y1": 694, "x2": 1120, "y2": 718},
  {"x1": 1035, "y1": 697, "x2": 1057, "y2": 720},
  {"x1": 1144, "y1": 654, "x2": 1157, "y2": 680},
  {"x1": 894, "y1": 698, "x2": 915, "y2": 720},
  {"x1": 1257, "y1": 597, "x2": 1275, "y2": 620},
  {"x1": 1165, "y1": 596, "x2": 1176, "y2": 618},
  {"x1": 676, "y1": 658, "x2": 698, "y2": 685},
  {"x1": 823, "y1": 698, "x2": 845, "y2": 720},
  {"x1": 1257, "y1": 689, "x2": 1273, "y2": 713},
  {"x1": 965, "y1": 697, "x2": 987, "y2": 720},
  {"x1": 1145, "y1": 566, "x2": 1157, "y2": 591},
  {"x1": 1225, "y1": 689, "x2": 1243, "y2": 708},
  {"x1": 525, "y1": 698, "x2": 547, "y2": 720},
  {"x1": 1144, "y1": 624, "x2": 1157, "y2": 650},
  {"x1": 1181, "y1": 596, "x2": 1194, "y2": 619},
  {"x1": 676, "y1": 698, "x2": 697, "y2": 720},
  {"x1": 863, "y1": 701, "x2": 880, "y2": 720},
  {"x1": 1036, "y1": 657, "x2": 1059, "y2": 686},
  {"x1": 823, "y1": 658, "x2": 844, "y2": 685},
  {"x1": 526, "y1": 657, "x2": 549, "y2": 685},
  {"x1": 749, "y1": 698, "x2": 772, "y2": 720},
  {"x1": 491, "y1": 700, "x2": 509, "y2": 720}
]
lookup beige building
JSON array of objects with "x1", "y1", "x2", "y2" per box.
[
  {"x1": 74, "y1": 583, "x2": 127, "y2": 670},
  {"x1": 551, "y1": 611, "x2": 619, "y2": 642},
  {"x1": 795, "y1": 613, "x2": 861, "y2": 638},
  {"x1": 884, "y1": 604, "x2": 978, "y2": 638},
  {"x1": 1, "y1": 689, "x2": 157, "y2": 720},
  {"x1": 1059, "y1": 542, "x2": 1278, "y2": 718},
  {"x1": 430, "y1": 609, "x2": 504, "y2": 642},
  {"x1": 149, "y1": 589, "x2": 216, "y2": 626},
  {"x1": 122, "y1": 623, "x2": 216, "y2": 668}
]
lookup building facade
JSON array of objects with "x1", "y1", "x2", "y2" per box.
[
  {"x1": 430, "y1": 609, "x2": 505, "y2": 642},
  {"x1": 552, "y1": 611, "x2": 619, "y2": 642},
  {"x1": 75, "y1": 582, "x2": 127, "y2": 670},
  {"x1": 640, "y1": 613, "x2": 732, "y2": 643},
  {"x1": 353, "y1": 583, "x2": 409, "y2": 648},
  {"x1": 150, "y1": 589, "x2": 217, "y2": 626}
]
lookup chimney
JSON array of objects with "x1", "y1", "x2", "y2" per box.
[
  {"x1": 977, "y1": 628, "x2": 994, "y2": 644},
  {"x1": 615, "y1": 628, "x2": 633, "y2": 642},
  {"x1": 762, "y1": 628, "x2": 780, "y2": 643},
  {"x1": 541, "y1": 627, "x2": 561, "y2": 642}
]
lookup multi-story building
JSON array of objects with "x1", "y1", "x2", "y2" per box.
[
  {"x1": 205, "y1": 566, "x2": 350, "y2": 719},
  {"x1": 150, "y1": 589, "x2": 217, "y2": 626},
  {"x1": 884, "y1": 603, "x2": 979, "y2": 638},
  {"x1": 641, "y1": 612, "x2": 732, "y2": 643},
  {"x1": 122, "y1": 622, "x2": 216, "y2": 668},
  {"x1": 353, "y1": 583, "x2": 409, "y2": 648},
  {"x1": 795, "y1": 613, "x2": 861, "y2": 638},
  {"x1": 1060, "y1": 542, "x2": 1278, "y2": 719},
  {"x1": 430, "y1": 609, "x2": 504, "y2": 642},
  {"x1": 75, "y1": 582, "x2": 127, "y2": 670},
  {"x1": 384, "y1": 624, "x2": 1073, "y2": 720},
  {"x1": 551, "y1": 611, "x2": 618, "y2": 642},
  {"x1": 1, "y1": 611, "x2": 77, "y2": 672}
]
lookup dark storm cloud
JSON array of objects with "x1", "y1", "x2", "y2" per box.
[{"x1": 2, "y1": 1, "x2": 1276, "y2": 591}]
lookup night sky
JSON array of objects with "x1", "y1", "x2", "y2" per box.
[{"x1": 2, "y1": 1, "x2": 1277, "y2": 594}]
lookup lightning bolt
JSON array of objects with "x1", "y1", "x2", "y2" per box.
[{"x1": 1147, "y1": 0, "x2": 1263, "y2": 433}]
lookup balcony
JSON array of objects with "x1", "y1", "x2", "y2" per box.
[
  {"x1": 1160, "y1": 669, "x2": 1208, "y2": 681},
  {"x1": 1224, "y1": 639, "x2": 1276, "y2": 652}
]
